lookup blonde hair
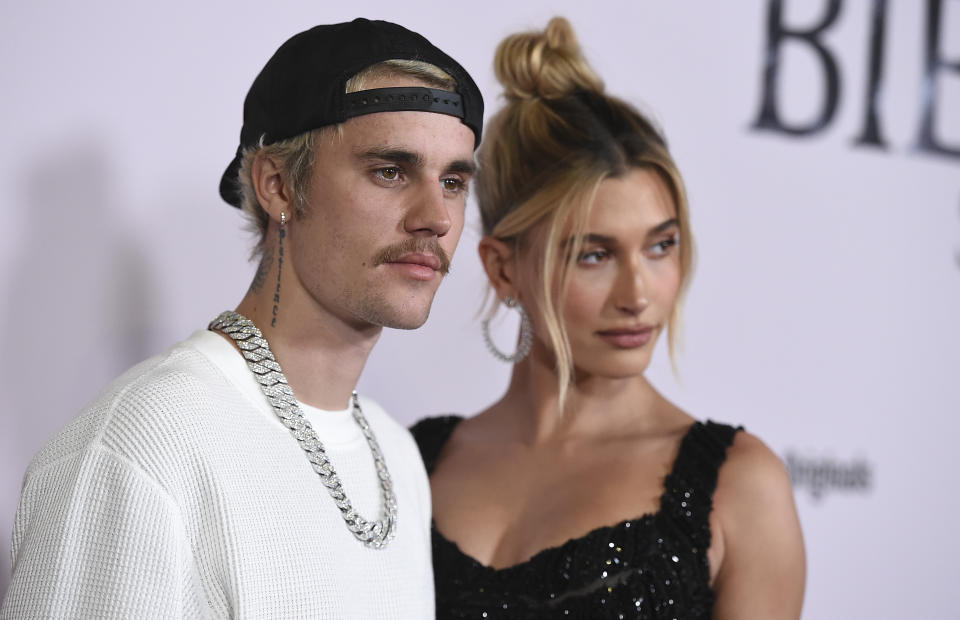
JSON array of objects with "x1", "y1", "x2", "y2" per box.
[
  {"x1": 237, "y1": 60, "x2": 457, "y2": 257},
  {"x1": 477, "y1": 17, "x2": 694, "y2": 406}
]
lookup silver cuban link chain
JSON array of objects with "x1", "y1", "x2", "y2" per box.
[{"x1": 209, "y1": 310, "x2": 397, "y2": 549}]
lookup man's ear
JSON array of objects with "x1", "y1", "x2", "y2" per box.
[
  {"x1": 252, "y1": 152, "x2": 293, "y2": 224},
  {"x1": 478, "y1": 236, "x2": 521, "y2": 303}
]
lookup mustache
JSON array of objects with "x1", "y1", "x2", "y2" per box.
[{"x1": 372, "y1": 238, "x2": 451, "y2": 275}]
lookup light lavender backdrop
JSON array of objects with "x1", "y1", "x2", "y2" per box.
[{"x1": 2, "y1": 1, "x2": 958, "y2": 617}]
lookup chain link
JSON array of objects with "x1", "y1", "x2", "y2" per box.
[{"x1": 209, "y1": 310, "x2": 397, "y2": 549}]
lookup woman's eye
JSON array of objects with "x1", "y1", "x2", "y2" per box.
[
  {"x1": 578, "y1": 249, "x2": 608, "y2": 264},
  {"x1": 649, "y1": 236, "x2": 678, "y2": 256},
  {"x1": 376, "y1": 167, "x2": 401, "y2": 181}
]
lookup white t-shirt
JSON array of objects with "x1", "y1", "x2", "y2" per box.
[{"x1": 1, "y1": 330, "x2": 434, "y2": 619}]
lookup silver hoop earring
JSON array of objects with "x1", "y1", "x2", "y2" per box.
[{"x1": 482, "y1": 296, "x2": 534, "y2": 363}]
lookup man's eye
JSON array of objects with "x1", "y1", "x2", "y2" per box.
[
  {"x1": 377, "y1": 167, "x2": 400, "y2": 181},
  {"x1": 442, "y1": 177, "x2": 464, "y2": 192}
]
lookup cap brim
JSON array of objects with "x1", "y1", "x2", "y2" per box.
[{"x1": 219, "y1": 154, "x2": 243, "y2": 208}]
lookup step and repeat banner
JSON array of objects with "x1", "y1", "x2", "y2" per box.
[{"x1": 1, "y1": 1, "x2": 957, "y2": 617}]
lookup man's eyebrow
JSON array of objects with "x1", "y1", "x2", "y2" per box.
[
  {"x1": 446, "y1": 159, "x2": 476, "y2": 175},
  {"x1": 357, "y1": 147, "x2": 424, "y2": 168},
  {"x1": 356, "y1": 148, "x2": 475, "y2": 176}
]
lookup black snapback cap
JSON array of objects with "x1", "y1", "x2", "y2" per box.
[{"x1": 219, "y1": 18, "x2": 484, "y2": 208}]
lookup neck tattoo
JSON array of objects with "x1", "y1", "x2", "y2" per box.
[{"x1": 209, "y1": 310, "x2": 398, "y2": 548}]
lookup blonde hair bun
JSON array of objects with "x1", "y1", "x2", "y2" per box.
[{"x1": 495, "y1": 17, "x2": 603, "y2": 100}]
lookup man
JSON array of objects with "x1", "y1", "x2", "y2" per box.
[{"x1": 1, "y1": 19, "x2": 482, "y2": 618}]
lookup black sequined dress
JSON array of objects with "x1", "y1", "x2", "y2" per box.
[{"x1": 411, "y1": 416, "x2": 741, "y2": 620}]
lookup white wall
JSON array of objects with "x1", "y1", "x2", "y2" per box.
[{"x1": 1, "y1": 1, "x2": 958, "y2": 617}]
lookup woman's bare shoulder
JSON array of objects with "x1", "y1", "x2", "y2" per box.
[
  {"x1": 722, "y1": 431, "x2": 793, "y2": 494},
  {"x1": 711, "y1": 429, "x2": 806, "y2": 619}
]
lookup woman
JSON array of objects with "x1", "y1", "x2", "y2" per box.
[{"x1": 412, "y1": 17, "x2": 805, "y2": 619}]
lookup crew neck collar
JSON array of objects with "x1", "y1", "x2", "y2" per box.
[{"x1": 187, "y1": 329, "x2": 366, "y2": 445}]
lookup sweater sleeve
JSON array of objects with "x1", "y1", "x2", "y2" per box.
[{"x1": 1, "y1": 445, "x2": 210, "y2": 619}]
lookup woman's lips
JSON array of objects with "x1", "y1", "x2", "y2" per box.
[{"x1": 596, "y1": 327, "x2": 655, "y2": 349}]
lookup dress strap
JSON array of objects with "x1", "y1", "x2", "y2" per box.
[
  {"x1": 659, "y1": 420, "x2": 742, "y2": 549},
  {"x1": 410, "y1": 415, "x2": 463, "y2": 475}
]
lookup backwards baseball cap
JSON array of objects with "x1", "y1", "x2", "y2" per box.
[{"x1": 219, "y1": 18, "x2": 484, "y2": 208}]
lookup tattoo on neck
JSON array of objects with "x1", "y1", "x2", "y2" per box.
[
  {"x1": 271, "y1": 227, "x2": 285, "y2": 327},
  {"x1": 250, "y1": 246, "x2": 274, "y2": 293}
]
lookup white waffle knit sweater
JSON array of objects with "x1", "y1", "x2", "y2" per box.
[{"x1": 1, "y1": 330, "x2": 434, "y2": 619}]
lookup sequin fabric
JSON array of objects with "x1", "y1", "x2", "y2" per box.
[{"x1": 411, "y1": 416, "x2": 741, "y2": 620}]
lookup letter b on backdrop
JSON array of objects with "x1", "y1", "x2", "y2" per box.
[{"x1": 752, "y1": 0, "x2": 960, "y2": 159}]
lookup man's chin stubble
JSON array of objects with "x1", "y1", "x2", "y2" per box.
[{"x1": 352, "y1": 296, "x2": 433, "y2": 331}]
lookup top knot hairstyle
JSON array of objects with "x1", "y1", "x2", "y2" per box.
[
  {"x1": 494, "y1": 17, "x2": 603, "y2": 100},
  {"x1": 476, "y1": 17, "x2": 694, "y2": 406}
]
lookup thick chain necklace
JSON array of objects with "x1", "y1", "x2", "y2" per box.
[{"x1": 209, "y1": 310, "x2": 397, "y2": 549}]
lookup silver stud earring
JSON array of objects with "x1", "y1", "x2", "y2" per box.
[{"x1": 482, "y1": 296, "x2": 534, "y2": 363}]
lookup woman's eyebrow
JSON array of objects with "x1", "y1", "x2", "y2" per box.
[
  {"x1": 561, "y1": 233, "x2": 617, "y2": 248},
  {"x1": 562, "y1": 219, "x2": 679, "y2": 248},
  {"x1": 649, "y1": 218, "x2": 679, "y2": 236}
]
